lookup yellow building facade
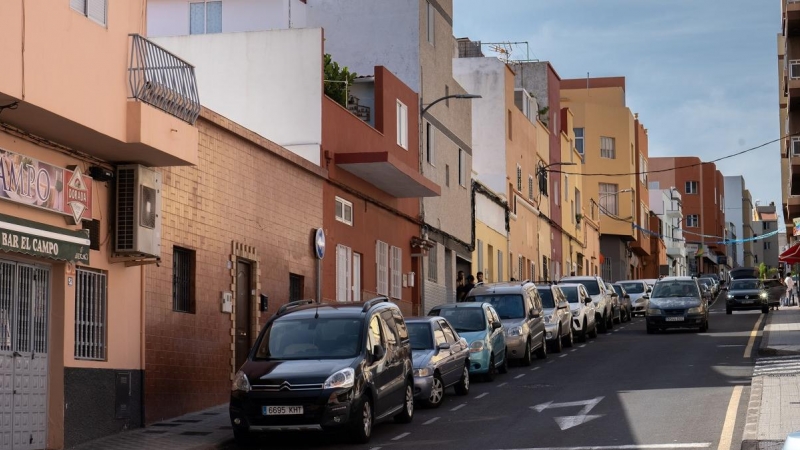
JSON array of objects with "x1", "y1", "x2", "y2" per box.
[{"x1": 559, "y1": 108, "x2": 585, "y2": 276}]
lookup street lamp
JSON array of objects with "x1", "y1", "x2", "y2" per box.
[{"x1": 421, "y1": 94, "x2": 482, "y2": 117}]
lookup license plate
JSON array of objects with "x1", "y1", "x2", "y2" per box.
[
  {"x1": 263, "y1": 406, "x2": 304, "y2": 416},
  {"x1": 666, "y1": 317, "x2": 684, "y2": 322},
  {"x1": 741, "y1": 300, "x2": 754, "y2": 304}
]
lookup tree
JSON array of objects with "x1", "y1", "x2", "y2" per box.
[
  {"x1": 324, "y1": 54, "x2": 357, "y2": 107},
  {"x1": 758, "y1": 262, "x2": 768, "y2": 280}
]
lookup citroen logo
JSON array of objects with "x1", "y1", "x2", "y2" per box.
[{"x1": 280, "y1": 382, "x2": 292, "y2": 391}]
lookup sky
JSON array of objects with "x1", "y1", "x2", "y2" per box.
[{"x1": 454, "y1": 0, "x2": 782, "y2": 222}]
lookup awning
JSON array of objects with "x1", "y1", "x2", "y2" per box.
[
  {"x1": 780, "y1": 242, "x2": 800, "y2": 264},
  {"x1": 336, "y1": 152, "x2": 441, "y2": 198},
  {"x1": 0, "y1": 213, "x2": 90, "y2": 263}
]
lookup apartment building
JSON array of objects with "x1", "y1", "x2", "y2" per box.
[
  {"x1": 649, "y1": 158, "x2": 728, "y2": 277},
  {"x1": 724, "y1": 175, "x2": 755, "y2": 268},
  {"x1": 743, "y1": 189, "x2": 757, "y2": 266},
  {"x1": 753, "y1": 202, "x2": 780, "y2": 270},
  {"x1": 560, "y1": 109, "x2": 584, "y2": 276},
  {"x1": 643, "y1": 212, "x2": 668, "y2": 279},
  {"x1": 649, "y1": 185, "x2": 688, "y2": 276},
  {"x1": 0, "y1": 2, "x2": 199, "y2": 447},
  {"x1": 560, "y1": 77, "x2": 640, "y2": 282},
  {"x1": 778, "y1": 2, "x2": 796, "y2": 233},
  {"x1": 631, "y1": 117, "x2": 652, "y2": 279},
  {"x1": 472, "y1": 180, "x2": 510, "y2": 284}
]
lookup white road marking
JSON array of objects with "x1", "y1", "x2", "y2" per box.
[
  {"x1": 475, "y1": 392, "x2": 489, "y2": 399},
  {"x1": 571, "y1": 349, "x2": 578, "y2": 352},
  {"x1": 492, "y1": 444, "x2": 712, "y2": 450},
  {"x1": 559, "y1": 354, "x2": 568, "y2": 358},
  {"x1": 530, "y1": 367, "x2": 540, "y2": 371},
  {"x1": 548, "y1": 360, "x2": 555, "y2": 363},
  {"x1": 531, "y1": 396, "x2": 604, "y2": 430},
  {"x1": 391, "y1": 432, "x2": 410, "y2": 441},
  {"x1": 515, "y1": 373, "x2": 526, "y2": 379},
  {"x1": 450, "y1": 404, "x2": 466, "y2": 411},
  {"x1": 717, "y1": 344, "x2": 744, "y2": 348},
  {"x1": 497, "y1": 382, "x2": 508, "y2": 387},
  {"x1": 579, "y1": 344, "x2": 587, "y2": 348},
  {"x1": 423, "y1": 417, "x2": 440, "y2": 425},
  {"x1": 717, "y1": 385, "x2": 744, "y2": 450},
  {"x1": 743, "y1": 315, "x2": 764, "y2": 358}
]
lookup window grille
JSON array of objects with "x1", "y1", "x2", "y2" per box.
[
  {"x1": 75, "y1": 268, "x2": 107, "y2": 361},
  {"x1": 173, "y1": 247, "x2": 195, "y2": 312}
]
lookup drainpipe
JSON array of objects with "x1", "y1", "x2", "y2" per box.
[{"x1": 140, "y1": 265, "x2": 146, "y2": 427}]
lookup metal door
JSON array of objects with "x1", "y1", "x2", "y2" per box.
[
  {"x1": 0, "y1": 260, "x2": 49, "y2": 450},
  {"x1": 235, "y1": 261, "x2": 252, "y2": 371}
]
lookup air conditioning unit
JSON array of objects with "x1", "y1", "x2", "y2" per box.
[{"x1": 115, "y1": 164, "x2": 162, "y2": 257}]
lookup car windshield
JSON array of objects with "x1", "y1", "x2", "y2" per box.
[
  {"x1": 560, "y1": 286, "x2": 581, "y2": 303},
  {"x1": 407, "y1": 323, "x2": 433, "y2": 350},
  {"x1": 561, "y1": 279, "x2": 600, "y2": 295},
  {"x1": 536, "y1": 289, "x2": 556, "y2": 309},
  {"x1": 612, "y1": 285, "x2": 624, "y2": 297},
  {"x1": 470, "y1": 295, "x2": 526, "y2": 319},
  {"x1": 651, "y1": 281, "x2": 700, "y2": 299},
  {"x1": 730, "y1": 280, "x2": 760, "y2": 290},
  {"x1": 619, "y1": 282, "x2": 645, "y2": 294},
  {"x1": 254, "y1": 317, "x2": 363, "y2": 360},
  {"x1": 434, "y1": 308, "x2": 487, "y2": 332}
]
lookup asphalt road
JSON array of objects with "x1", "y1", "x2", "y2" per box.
[{"x1": 227, "y1": 293, "x2": 764, "y2": 450}]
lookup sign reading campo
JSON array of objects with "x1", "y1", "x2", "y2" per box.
[{"x1": 0, "y1": 213, "x2": 90, "y2": 263}]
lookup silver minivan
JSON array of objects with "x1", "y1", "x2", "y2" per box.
[{"x1": 465, "y1": 282, "x2": 547, "y2": 365}]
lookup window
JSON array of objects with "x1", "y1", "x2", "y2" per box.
[
  {"x1": 765, "y1": 242, "x2": 772, "y2": 250},
  {"x1": 792, "y1": 137, "x2": 800, "y2": 156},
  {"x1": 528, "y1": 175, "x2": 534, "y2": 200},
  {"x1": 433, "y1": 323, "x2": 447, "y2": 347},
  {"x1": 445, "y1": 165, "x2": 450, "y2": 187},
  {"x1": 686, "y1": 215, "x2": 699, "y2": 228},
  {"x1": 289, "y1": 274, "x2": 304, "y2": 302},
  {"x1": 396, "y1": 101, "x2": 408, "y2": 149},
  {"x1": 336, "y1": 245, "x2": 353, "y2": 302},
  {"x1": 189, "y1": 1, "x2": 222, "y2": 34},
  {"x1": 70, "y1": 0, "x2": 107, "y2": 26},
  {"x1": 564, "y1": 175, "x2": 569, "y2": 202},
  {"x1": 390, "y1": 246, "x2": 402, "y2": 299},
  {"x1": 554, "y1": 179, "x2": 560, "y2": 206},
  {"x1": 477, "y1": 239, "x2": 484, "y2": 273},
  {"x1": 335, "y1": 196, "x2": 353, "y2": 226},
  {"x1": 508, "y1": 110, "x2": 513, "y2": 140},
  {"x1": 538, "y1": 164, "x2": 548, "y2": 196},
  {"x1": 574, "y1": 128, "x2": 585, "y2": 154},
  {"x1": 376, "y1": 241, "x2": 389, "y2": 296},
  {"x1": 173, "y1": 247, "x2": 195, "y2": 313},
  {"x1": 765, "y1": 221, "x2": 772, "y2": 230},
  {"x1": 639, "y1": 154, "x2": 648, "y2": 185},
  {"x1": 599, "y1": 183, "x2": 619, "y2": 216},
  {"x1": 426, "y1": 1, "x2": 435, "y2": 45},
  {"x1": 518, "y1": 255, "x2": 524, "y2": 281},
  {"x1": 685, "y1": 181, "x2": 699, "y2": 195},
  {"x1": 367, "y1": 316, "x2": 384, "y2": 352},
  {"x1": 75, "y1": 268, "x2": 107, "y2": 360},
  {"x1": 571, "y1": 200, "x2": 575, "y2": 224},
  {"x1": 516, "y1": 165, "x2": 522, "y2": 191},
  {"x1": 458, "y1": 149, "x2": 467, "y2": 187},
  {"x1": 439, "y1": 321, "x2": 457, "y2": 343},
  {"x1": 428, "y1": 245, "x2": 438, "y2": 282},
  {"x1": 641, "y1": 202, "x2": 648, "y2": 228},
  {"x1": 426, "y1": 122, "x2": 435, "y2": 165},
  {"x1": 600, "y1": 136, "x2": 616, "y2": 159},
  {"x1": 498, "y1": 250, "x2": 504, "y2": 281},
  {"x1": 575, "y1": 189, "x2": 581, "y2": 220}
]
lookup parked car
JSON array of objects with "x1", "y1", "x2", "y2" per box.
[
  {"x1": 229, "y1": 298, "x2": 414, "y2": 445},
  {"x1": 698, "y1": 280, "x2": 713, "y2": 302},
  {"x1": 428, "y1": 302, "x2": 508, "y2": 381},
  {"x1": 699, "y1": 277, "x2": 719, "y2": 297},
  {"x1": 605, "y1": 282, "x2": 624, "y2": 324},
  {"x1": 405, "y1": 317, "x2": 470, "y2": 408},
  {"x1": 611, "y1": 283, "x2": 633, "y2": 322},
  {"x1": 536, "y1": 284, "x2": 574, "y2": 353},
  {"x1": 725, "y1": 279, "x2": 769, "y2": 314},
  {"x1": 465, "y1": 282, "x2": 547, "y2": 365},
  {"x1": 557, "y1": 284, "x2": 598, "y2": 342},
  {"x1": 644, "y1": 277, "x2": 709, "y2": 334},
  {"x1": 763, "y1": 277, "x2": 787, "y2": 310},
  {"x1": 558, "y1": 276, "x2": 614, "y2": 333},
  {"x1": 618, "y1": 280, "x2": 650, "y2": 317},
  {"x1": 641, "y1": 278, "x2": 658, "y2": 290}
]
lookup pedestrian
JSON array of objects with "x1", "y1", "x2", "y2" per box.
[
  {"x1": 785, "y1": 273, "x2": 795, "y2": 307},
  {"x1": 458, "y1": 275, "x2": 476, "y2": 301},
  {"x1": 476, "y1": 272, "x2": 484, "y2": 284},
  {"x1": 456, "y1": 271, "x2": 468, "y2": 302}
]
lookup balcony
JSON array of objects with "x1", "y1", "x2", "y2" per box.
[
  {"x1": 788, "y1": 60, "x2": 800, "y2": 107},
  {"x1": 788, "y1": 195, "x2": 800, "y2": 221},
  {"x1": 665, "y1": 208, "x2": 682, "y2": 219},
  {"x1": 335, "y1": 152, "x2": 441, "y2": 198},
  {"x1": 666, "y1": 244, "x2": 686, "y2": 259},
  {"x1": 787, "y1": 0, "x2": 800, "y2": 36}
]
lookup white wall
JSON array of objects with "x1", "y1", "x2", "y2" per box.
[
  {"x1": 477, "y1": 193, "x2": 508, "y2": 237},
  {"x1": 147, "y1": 0, "x2": 307, "y2": 37},
  {"x1": 452, "y1": 57, "x2": 506, "y2": 195},
  {"x1": 306, "y1": 0, "x2": 421, "y2": 92},
  {"x1": 724, "y1": 176, "x2": 745, "y2": 267},
  {"x1": 152, "y1": 29, "x2": 324, "y2": 164}
]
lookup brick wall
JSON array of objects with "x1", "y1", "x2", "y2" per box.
[{"x1": 143, "y1": 109, "x2": 325, "y2": 423}]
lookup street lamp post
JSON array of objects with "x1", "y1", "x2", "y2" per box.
[{"x1": 420, "y1": 94, "x2": 482, "y2": 117}]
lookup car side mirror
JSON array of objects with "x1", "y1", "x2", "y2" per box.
[
  {"x1": 491, "y1": 322, "x2": 502, "y2": 330},
  {"x1": 584, "y1": 297, "x2": 593, "y2": 304},
  {"x1": 437, "y1": 342, "x2": 451, "y2": 351},
  {"x1": 642, "y1": 295, "x2": 649, "y2": 300},
  {"x1": 372, "y1": 344, "x2": 386, "y2": 360}
]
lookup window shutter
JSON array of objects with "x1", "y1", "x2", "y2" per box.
[
  {"x1": 337, "y1": 245, "x2": 348, "y2": 302},
  {"x1": 345, "y1": 247, "x2": 352, "y2": 302},
  {"x1": 70, "y1": 0, "x2": 86, "y2": 14},
  {"x1": 87, "y1": 0, "x2": 106, "y2": 25},
  {"x1": 377, "y1": 241, "x2": 389, "y2": 296},
  {"x1": 390, "y1": 246, "x2": 402, "y2": 299}
]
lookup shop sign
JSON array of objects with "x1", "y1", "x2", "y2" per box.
[
  {"x1": 0, "y1": 213, "x2": 90, "y2": 263},
  {"x1": 0, "y1": 148, "x2": 93, "y2": 224}
]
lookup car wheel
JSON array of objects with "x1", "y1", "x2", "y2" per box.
[
  {"x1": 563, "y1": 325, "x2": 574, "y2": 348},
  {"x1": 521, "y1": 340, "x2": 533, "y2": 366},
  {"x1": 607, "y1": 310, "x2": 615, "y2": 329},
  {"x1": 394, "y1": 382, "x2": 414, "y2": 423},
  {"x1": 350, "y1": 397, "x2": 373, "y2": 444},
  {"x1": 578, "y1": 319, "x2": 588, "y2": 342},
  {"x1": 425, "y1": 374, "x2": 444, "y2": 408},
  {"x1": 498, "y1": 351, "x2": 509, "y2": 374},
  {"x1": 598, "y1": 314, "x2": 608, "y2": 333},
  {"x1": 614, "y1": 308, "x2": 621, "y2": 324},
  {"x1": 536, "y1": 335, "x2": 548, "y2": 359},
  {"x1": 588, "y1": 319, "x2": 599, "y2": 338},
  {"x1": 550, "y1": 328, "x2": 563, "y2": 353},
  {"x1": 233, "y1": 429, "x2": 252, "y2": 446},
  {"x1": 726, "y1": 307, "x2": 732, "y2": 315},
  {"x1": 485, "y1": 355, "x2": 496, "y2": 382},
  {"x1": 454, "y1": 364, "x2": 470, "y2": 396}
]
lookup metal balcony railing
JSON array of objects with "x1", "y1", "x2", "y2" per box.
[{"x1": 128, "y1": 34, "x2": 201, "y2": 125}]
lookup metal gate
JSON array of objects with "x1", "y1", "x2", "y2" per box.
[{"x1": 0, "y1": 260, "x2": 50, "y2": 450}]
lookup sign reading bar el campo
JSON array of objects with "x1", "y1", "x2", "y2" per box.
[
  {"x1": 0, "y1": 147, "x2": 93, "y2": 224},
  {"x1": 0, "y1": 213, "x2": 90, "y2": 263}
]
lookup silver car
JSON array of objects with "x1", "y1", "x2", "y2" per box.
[
  {"x1": 558, "y1": 284, "x2": 598, "y2": 342},
  {"x1": 406, "y1": 316, "x2": 470, "y2": 408},
  {"x1": 618, "y1": 280, "x2": 651, "y2": 317},
  {"x1": 536, "y1": 284, "x2": 574, "y2": 353},
  {"x1": 558, "y1": 276, "x2": 614, "y2": 333}
]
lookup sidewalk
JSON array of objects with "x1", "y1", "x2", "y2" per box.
[
  {"x1": 742, "y1": 303, "x2": 800, "y2": 450},
  {"x1": 71, "y1": 405, "x2": 233, "y2": 450}
]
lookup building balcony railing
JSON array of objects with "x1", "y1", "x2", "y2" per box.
[{"x1": 128, "y1": 34, "x2": 201, "y2": 125}]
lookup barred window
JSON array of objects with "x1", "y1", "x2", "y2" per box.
[
  {"x1": 428, "y1": 245, "x2": 438, "y2": 282},
  {"x1": 75, "y1": 268, "x2": 107, "y2": 361},
  {"x1": 173, "y1": 247, "x2": 196, "y2": 313},
  {"x1": 289, "y1": 274, "x2": 304, "y2": 302}
]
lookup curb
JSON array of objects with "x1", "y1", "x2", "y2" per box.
[
  {"x1": 757, "y1": 310, "x2": 800, "y2": 357},
  {"x1": 741, "y1": 375, "x2": 763, "y2": 449}
]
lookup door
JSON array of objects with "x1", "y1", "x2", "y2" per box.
[
  {"x1": 438, "y1": 320, "x2": 460, "y2": 384},
  {"x1": 366, "y1": 314, "x2": 391, "y2": 416},
  {"x1": 235, "y1": 261, "x2": 252, "y2": 371},
  {"x1": 352, "y1": 253, "x2": 361, "y2": 303},
  {"x1": 0, "y1": 259, "x2": 50, "y2": 450},
  {"x1": 486, "y1": 307, "x2": 504, "y2": 363}
]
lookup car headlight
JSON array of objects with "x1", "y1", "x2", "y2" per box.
[
  {"x1": 414, "y1": 367, "x2": 433, "y2": 377},
  {"x1": 232, "y1": 370, "x2": 251, "y2": 393},
  {"x1": 506, "y1": 326, "x2": 523, "y2": 336},
  {"x1": 687, "y1": 306, "x2": 703, "y2": 314},
  {"x1": 323, "y1": 368, "x2": 355, "y2": 390},
  {"x1": 727, "y1": 294, "x2": 734, "y2": 299},
  {"x1": 646, "y1": 308, "x2": 663, "y2": 316},
  {"x1": 760, "y1": 292, "x2": 768, "y2": 299},
  {"x1": 470, "y1": 340, "x2": 485, "y2": 353}
]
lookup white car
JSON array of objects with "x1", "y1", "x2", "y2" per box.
[
  {"x1": 557, "y1": 284, "x2": 598, "y2": 342},
  {"x1": 618, "y1": 280, "x2": 651, "y2": 317},
  {"x1": 559, "y1": 276, "x2": 614, "y2": 333}
]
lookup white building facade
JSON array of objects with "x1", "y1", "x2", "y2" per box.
[{"x1": 649, "y1": 184, "x2": 688, "y2": 276}]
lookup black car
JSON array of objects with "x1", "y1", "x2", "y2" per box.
[
  {"x1": 229, "y1": 298, "x2": 414, "y2": 445},
  {"x1": 726, "y1": 279, "x2": 769, "y2": 314},
  {"x1": 644, "y1": 277, "x2": 709, "y2": 334}
]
